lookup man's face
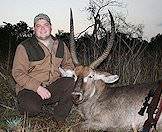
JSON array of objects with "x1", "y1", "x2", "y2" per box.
[{"x1": 34, "y1": 19, "x2": 52, "y2": 40}]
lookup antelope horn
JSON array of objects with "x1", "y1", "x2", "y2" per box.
[
  {"x1": 89, "y1": 10, "x2": 115, "y2": 69},
  {"x1": 70, "y1": 8, "x2": 80, "y2": 66}
]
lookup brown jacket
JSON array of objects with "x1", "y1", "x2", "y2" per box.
[{"x1": 12, "y1": 35, "x2": 74, "y2": 94}]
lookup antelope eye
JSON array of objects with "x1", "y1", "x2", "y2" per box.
[{"x1": 89, "y1": 75, "x2": 94, "y2": 78}]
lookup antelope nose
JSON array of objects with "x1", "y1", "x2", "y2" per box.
[{"x1": 72, "y1": 92, "x2": 83, "y2": 104}]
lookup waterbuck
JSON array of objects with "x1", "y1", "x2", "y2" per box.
[{"x1": 59, "y1": 9, "x2": 162, "y2": 131}]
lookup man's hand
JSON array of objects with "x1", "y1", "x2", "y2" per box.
[{"x1": 37, "y1": 86, "x2": 51, "y2": 100}]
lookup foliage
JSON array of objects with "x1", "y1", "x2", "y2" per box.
[
  {"x1": 76, "y1": 33, "x2": 162, "y2": 85},
  {"x1": 0, "y1": 21, "x2": 33, "y2": 70},
  {"x1": 81, "y1": 0, "x2": 143, "y2": 38},
  {"x1": 0, "y1": 117, "x2": 22, "y2": 131}
]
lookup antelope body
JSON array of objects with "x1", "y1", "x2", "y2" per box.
[
  {"x1": 75, "y1": 78, "x2": 162, "y2": 131},
  {"x1": 59, "y1": 9, "x2": 162, "y2": 131},
  {"x1": 60, "y1": 65, "x2": 162, "y2": 131}
]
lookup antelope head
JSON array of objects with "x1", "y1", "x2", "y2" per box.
[{"x1": 59, "y1": 9, "x2": 119, "y2": 104}]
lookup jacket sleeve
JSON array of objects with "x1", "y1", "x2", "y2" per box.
[
  {"x1": 12, "y1": 44, "x2": 42, "y2": 92},
  {"x1": 61, "y1": 44, "x2": 75, "y2": 70}
]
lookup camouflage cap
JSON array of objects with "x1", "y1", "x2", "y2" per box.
[{"x1": 34, "y1": 13, "x2": 51, "y2": 25}]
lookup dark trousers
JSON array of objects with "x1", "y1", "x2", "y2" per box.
[{"x1": 17, "y1": 77, "x2": 75, "y2": 121}]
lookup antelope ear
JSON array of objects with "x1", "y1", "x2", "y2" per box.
[
  {"x1": 59, "y1": 67, "x2": 77, "y2": 81},
  {"x1": 102, "y1": 75, "x2": 119, "y2": 83},
  {"x1": 94, "y1": 73, "x2": 119, "y2": 83}
]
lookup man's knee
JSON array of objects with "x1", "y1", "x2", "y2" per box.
[
  {"x1": 48, "y1": 77, "x2": 75, "y2": 92},
  {"x1": 57, "y1": 77, "x2": 75, "y2": 85},
  {"x1": 17, "y1": 89, "x2": 42, "y2": 116}
]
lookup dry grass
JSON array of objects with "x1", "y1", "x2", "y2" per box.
[
  {"x1": 0, "y1": 74, "x2": 101, "y2": 132},
  {"x1": 0, "y1": 107, "x2": 83, "y2": 132}
]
